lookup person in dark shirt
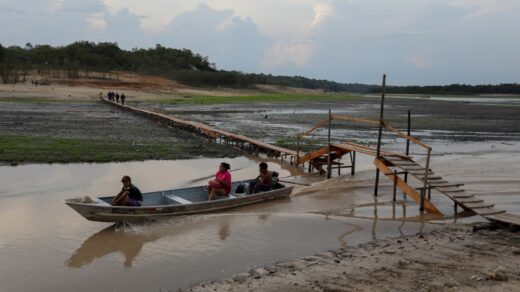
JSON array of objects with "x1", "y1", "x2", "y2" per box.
[
  {"x1": 249, "y1": 162, "x2": 273, "y2": 194},
  {"x1": 112, "y1": 175, "x2": 143, "y2": 206},
  {"x1": 121, "y1": 93, "x2": 126, "y2": 105}
]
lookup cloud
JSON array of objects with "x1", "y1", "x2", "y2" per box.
[
  {"x1": 262, "y1": 38, "x2": 315, "y2": 70},
  {"x1": 156, "y1": 3, "x2": 269, "y2": 72},
  {"x1": 309, "y1": 2, "x2": 333, "y2": 28},
  {"x1": 405, "y1": 54, "x2": 431, "y2": 69},
  {"x1": 1, "y1": 0, "x2": 519, "y2": 84}
]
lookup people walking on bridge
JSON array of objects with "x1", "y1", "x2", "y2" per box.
[
  {"x1": 121, "y1": 93, "x2": 126, "y2": 105},
  {"x1": 116, "y1": 93, "x2": 120, "y2": 103}
]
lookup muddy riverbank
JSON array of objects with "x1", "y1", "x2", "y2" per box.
[
  {"x1": 0, "y1": 100, "x2": 238, "y2": 164},
  {"x1": 189, "y1": 225, "x2": 520, "y2": 292}
]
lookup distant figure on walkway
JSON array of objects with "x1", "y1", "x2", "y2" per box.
[
  {"x1": 207, "y1": 162, "x2": 232, "y2": 200},
  {"x1": 121, "y1": 93, "x2": 126, "y2": 105},
  {"x1": 112, "y1": 176, "x2": 143, "y2": 206},
  {"x1": 249, "y1": 162, "x2": 273, "y2": 194},
  {"x1": 115, "y1": 93, "x2": 120, "y2": 103}
]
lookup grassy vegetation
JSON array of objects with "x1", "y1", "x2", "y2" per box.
[
  {"x1": 149, "y1": 92, "x2": 364, "y2": 105},
  {"x1": 0, "y1": 97, "x2": 68, "y2": 103},
  {"x1": 0, "y1": 134, "x2": 231, "y2": 164}
]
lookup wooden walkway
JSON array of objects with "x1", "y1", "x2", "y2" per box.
[
  {"x1": 375, "y1": 154, "x2": 520, "y2": 230},
  {"x1": 104, "y1": 100, "x2": 396, "y2": 172},
  {"x1": 104, "y1": 99, "x2": 520, "y2": 229}
]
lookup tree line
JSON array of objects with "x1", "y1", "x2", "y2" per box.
[{"x1": 1, "y1": 41, "x2": 519, "y2": 94}]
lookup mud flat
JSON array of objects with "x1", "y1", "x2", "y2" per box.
[
  {"x1": 189, "y1": 226, "x2": 520, "y2": 292},
  {"x1": 0, "y1": 99, "x2": 238, "y2": 164}
]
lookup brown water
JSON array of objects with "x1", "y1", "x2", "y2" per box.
[{"x1": 1, "y1": 150, "x2": 519, "y2": 291}]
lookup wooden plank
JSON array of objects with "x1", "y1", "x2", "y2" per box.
[
  {"x1": 332, "y1": 115, "x2": 380, "y2": 126},
  {"x1": 382, "y1": 156, "x2": 409, "y2": 162},
  {"x1": 487, "y1": 213, "x2": 520, "y2": 226},
  {"x1": 374, "y1": 158, "x2": 442, "y2": 215},
  {"x1": 462, "y1": 203, "x2": 495, "y2": 209},
  {"x1": 297, "y1": 147, "x2": 330, "y2": 165},
  {"x1": 437, "y1": 187, "x2": 465, "y2": 192},
  {"x1": 382, "y1": 122, "x2": 431, "y2": 150},
  {"x1": 455, "y1": 198, "x2": 481, "y2": 203},
  {"x1": 389, "y1": 161, "x2": 419, "y2": 166},
  {"x1": 418, "y1": 176, "x2": 443, "y2": 180},
  {"x1": 475, "y1": 209, "x2": 506, "y2": 216},
  {"x1": 301, "y1": 118, "x2": 330, "y2": 136},
  {"x1": 430, "y1": 183, "x2": 464, "y2": 187},
  {"x1": 394, "y1": 165, "x2": 422, "y2": 169},
  {"x1": 450, "y1": 194, "x2": 474, "y2": 198}
]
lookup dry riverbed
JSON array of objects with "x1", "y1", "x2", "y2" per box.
[{"x1": 189, "y1": 225, "x2": 520, "y2": 292}]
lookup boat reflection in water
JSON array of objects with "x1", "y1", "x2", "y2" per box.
[
  {"x1": 66, "y1": 215, "x2": 240, "y2": 268},
  {"x1": 66, "y1": 225, "x2": 160, "y2": 268}
]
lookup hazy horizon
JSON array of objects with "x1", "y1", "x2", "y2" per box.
[{"x1": 1, "y1": 0, "x2": 519, "y2": 86}]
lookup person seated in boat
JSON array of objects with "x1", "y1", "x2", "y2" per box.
[
  {"x1": 208, "y1": 162, "x2": 232, "y2": 200},
  {"x1": 249, "y1": 162, "x2": 273, "y2": 194},
  {"x1": 112, "y1": 175, "x2": 143, "y2": 206}
]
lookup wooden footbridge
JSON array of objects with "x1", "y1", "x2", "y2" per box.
[{"x1": 102, "y1": 94, "x2": 520, "y2": 230}]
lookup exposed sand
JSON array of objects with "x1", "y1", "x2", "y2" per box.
[{"x1": 189, "y1": 226, "x2": 520, "y2": 291}]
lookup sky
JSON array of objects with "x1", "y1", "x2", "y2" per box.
[{"x1": 1, "y1": 0, "x2": 519, "y2": 85}]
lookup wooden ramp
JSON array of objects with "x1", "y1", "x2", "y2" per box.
[{"x1": 376, "y1": 155, "x2": 520, "y2": 229}]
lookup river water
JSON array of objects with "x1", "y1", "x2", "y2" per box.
[
  {"x1": 1, "y1": 148, "x2": 520, "y2": 291},
  {"x1": 0, "y1": 155, "x2": 450, "y2": 291},
  {"x1": 2, "y1": 95, "x2": 520, "y2": 291}
]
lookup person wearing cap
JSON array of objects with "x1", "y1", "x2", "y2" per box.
[{"x1": 112, "y1": 175, "x2": 143, "y2": 206}]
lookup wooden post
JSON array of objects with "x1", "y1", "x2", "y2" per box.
[
  {"x1": 421, "y1": 147, "x2": 432, "y2": 212},
  {"x1": 454, "y1": 202, "x2": 458, "y2": 215},
  {"x1": 327, "y1": 109, "x2": 332, "y2": 179},
  {"x1": 351, "y1": 151, "x2": 356, "y2": 176},
  {"x1": 404, "y1": 110, "x2": 411, "y2": 184},
  {"x1": 393, "y1": 170, "x2": 397, "y2": 202},
  {"x1": 374, "y1": 74, "x2": 386, "y2": 196},
  {"x1": 296, "y1": 133, "x2": 301, "y2": 166},
  {"x1": 420, "y1": 189, "x2": 425, "y2": 212}
]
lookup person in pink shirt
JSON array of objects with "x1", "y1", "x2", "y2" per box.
[{"x1": 208, "y1": 162, "x2": 232, "y2": 200}]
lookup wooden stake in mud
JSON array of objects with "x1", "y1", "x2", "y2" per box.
[
  {"x1": 327, "y1": 109, "x2": 332, "y2": 179},
  {"x1": 296, "y1": 133, "x2": 301, "y2": 166},
  {"x1": 404, "y1": 110, "x2": 411, "y2": 184},
  {"x1": 420, "y1": 147, "x2": 432, "y2": 213},
  {"x1": 393, "y1": 170, "x2": 398, "y2": 201},
  {"x1": 374, "y1": 74, "x2": 387, "y2": 196},
  {"x1": 351, "y1": 151, "x2": 356, "y2": 175}
]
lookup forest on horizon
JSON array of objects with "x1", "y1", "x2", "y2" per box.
[{"x1": 1, "y1": 41, "x2": 519, "y2": 94}]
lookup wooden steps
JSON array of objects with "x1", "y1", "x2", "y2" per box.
[{"x1": 376, "y1": 155, "x2": 518, "y2": 228}]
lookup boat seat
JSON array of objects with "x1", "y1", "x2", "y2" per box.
[
  {"x1": 94, "y1": 198, "x2": 112, "y2": 206},
  {"x1": 166, "y1": 194, "x2": 193, "y2": 204}
]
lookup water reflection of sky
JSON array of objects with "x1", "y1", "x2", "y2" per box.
[{"x1": 0, "y1": 156, "x2": 439, "y2": 292}]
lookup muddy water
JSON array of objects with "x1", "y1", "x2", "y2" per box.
[{"x1": 0, "y1": 154, "x2": 448, "y2": 292}]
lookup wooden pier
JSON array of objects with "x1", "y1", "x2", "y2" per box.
[{"x1": 103, "y1": 98, "x2": 520, "y2": 229}]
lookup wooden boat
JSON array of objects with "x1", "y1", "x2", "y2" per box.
[{"x1": 65, "y1": 179, "x2": 293, "y2": 223}]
